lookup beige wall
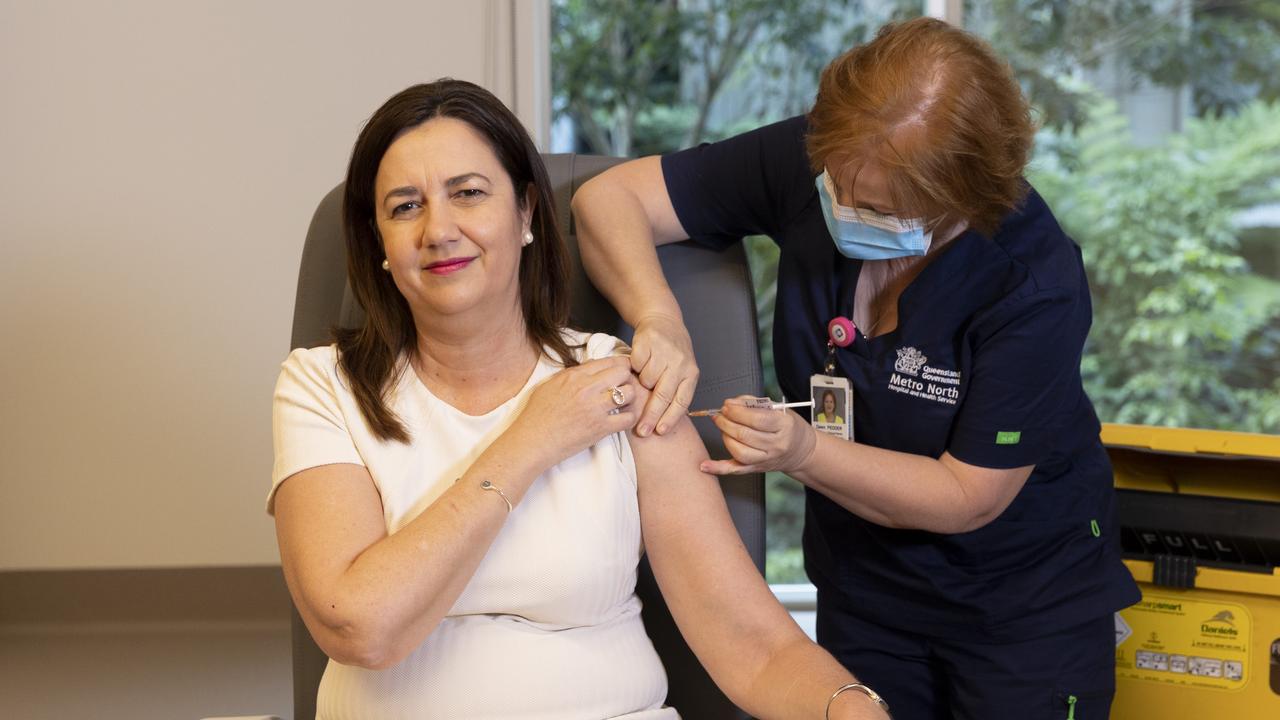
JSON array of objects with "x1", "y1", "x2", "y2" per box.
[{"x1": 0, "y1": 0, "x2": 546, "y2": 570}]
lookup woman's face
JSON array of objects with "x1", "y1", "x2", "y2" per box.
[
  {"x1": 373, "y1": 116, "x2": 530, "y2": 324},
  {"x1": 823, "y1": 393, "x2": 836, "y2": 415}
]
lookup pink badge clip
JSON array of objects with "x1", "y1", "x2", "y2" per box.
[{"x1": 827, "y1": 316, "x2": 856, "y2": 348}]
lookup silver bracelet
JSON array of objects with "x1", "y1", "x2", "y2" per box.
[
  {"x1": 826, "y1": 683, "x2": 890, "y2": 719},
  {"x1": 479, "y1": 480, "x2": 513, "y2": 512}
]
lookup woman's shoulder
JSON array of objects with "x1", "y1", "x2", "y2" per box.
[
  {"x1": 557, "y1": 329, "x2": 632, "y2": 364},
  {"x1": 281, "y1": 344, "x2": 340, "y2": 376},
  {"x1": 277, "y1": 344, "x2": 347, "y2": 396}
]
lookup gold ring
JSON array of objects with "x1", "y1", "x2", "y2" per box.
[{"x1": 609, "y1": 386, "x2": 626, "y2": 406}]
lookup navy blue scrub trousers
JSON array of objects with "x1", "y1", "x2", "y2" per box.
[{"x1": 818, "y1": 600, "x2": 1116, "y2": 720}]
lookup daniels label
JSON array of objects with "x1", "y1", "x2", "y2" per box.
[{"x1": 1117, "y1": 595, "x2": 1250, "y2": 692}]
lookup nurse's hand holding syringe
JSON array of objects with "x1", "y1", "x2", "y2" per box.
[{"x1": 691, "y1": 395, "x2": 820, "y2": 475}]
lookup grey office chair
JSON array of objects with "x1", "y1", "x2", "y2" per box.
[{"x1": 288, "y1": 154, "x2": 765, "y2": 719}]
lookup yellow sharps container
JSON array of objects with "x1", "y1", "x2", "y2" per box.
[{"x1": 1105, "y1": 423, "x2": 1280, "y2": 719}]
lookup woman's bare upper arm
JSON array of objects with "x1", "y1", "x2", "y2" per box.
[
  {"x1": 630, "y1": 420, "x2": 796, "y2": 689},
  {"x1": 630, "y1": 419, "x2": 729, "y2": 557},
  {"x1": 273, "y1": 463, "x2": 387, "y2": 615}
]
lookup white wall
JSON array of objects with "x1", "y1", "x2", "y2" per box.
[{"x1": 0, "y1": 0, "x2": 546, "y2": 569}]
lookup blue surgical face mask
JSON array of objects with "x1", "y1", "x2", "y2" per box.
[{"x1": 815, "y1": 169, "x2": 932, "y2": 260}]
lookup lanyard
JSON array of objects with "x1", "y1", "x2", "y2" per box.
[
  {"x1": 822, "y1": 257, "x2": 866, "y2": 376},
  {"x1": 824, "y1": 316, "x2": 856, "y2": 376},
  {"x1": 816, "y1": 317, "x2": 857, "y2": 442}
]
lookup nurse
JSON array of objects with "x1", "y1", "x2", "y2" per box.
[{"x1": 572, "y1": 17, "x2": 1140, "y2": 720}]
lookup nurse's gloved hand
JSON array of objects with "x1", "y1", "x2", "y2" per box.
[
  {"x1": 630, "y1": 313, "x2": 700, "y2": 438},
  {"x1": 699, "y1": 396, "x2": 817, "y2": 475}
]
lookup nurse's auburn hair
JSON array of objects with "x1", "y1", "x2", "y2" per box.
[{"x1": 806, "y1": 17, "x2": 1034, "y2": 237}]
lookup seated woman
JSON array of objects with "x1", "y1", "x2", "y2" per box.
[{"x1": 268, "y1": 79, "x2": 890, "y2": 720}]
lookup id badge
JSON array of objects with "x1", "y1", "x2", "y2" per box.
[{"x1": 810, "y1": 374, "x2": 852, "y2": 441}]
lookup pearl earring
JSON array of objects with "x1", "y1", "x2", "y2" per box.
[
  {"x1": 381, "y1": 259, "x2": 390, "y2": 271},
  {"x1": 522, "y1": 230, "x2": 534, "y2": 247}
]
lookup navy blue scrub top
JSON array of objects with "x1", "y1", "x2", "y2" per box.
[{"x1": 662, "y1": 115, "x2": 1139, "y2": 642}]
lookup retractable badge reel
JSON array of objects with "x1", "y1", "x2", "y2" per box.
[{"x1": 810, "y1": 317, "x2": 854, "y2": 441}]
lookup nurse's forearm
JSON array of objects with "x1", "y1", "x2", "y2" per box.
[
  {"x1": 572, "y1": 158, "x2": 685, "y2": 326},
  {"x1": 790, "y1": 433, "x2": 1001, "y2": 534}
]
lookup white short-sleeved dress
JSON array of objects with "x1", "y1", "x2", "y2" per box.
[{"x1": 269, "y1": 330, "x2": 679, "y2": 720}]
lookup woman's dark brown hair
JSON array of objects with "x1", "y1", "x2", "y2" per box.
[{"x1": 336, "y1": 79, "x2": 575, "y2": 442}]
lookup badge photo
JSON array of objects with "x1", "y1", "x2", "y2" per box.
[{"x1": 810, "y1": 374, "x2": 853, "y2": 441}]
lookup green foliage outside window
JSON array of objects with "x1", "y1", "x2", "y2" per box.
[
  {"x1": 1030, "y1": 98, "x2": 1280, "y2": 432},
  {"x1": 552, "y1": 0, "x2": 917, "y2": 156}
]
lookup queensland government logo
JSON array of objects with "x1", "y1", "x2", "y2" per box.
[{"x1": 894, "y1": 347, "x2": 927, "y2": 376}]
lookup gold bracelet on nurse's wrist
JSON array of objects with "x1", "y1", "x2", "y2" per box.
[{"x1": 826, "y1": 682, "x2": 891, "y2": 719}]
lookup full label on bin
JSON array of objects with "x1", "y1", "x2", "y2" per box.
[{"x1": 1116, "y1": 593, "x2": 1251, "y2": 691}]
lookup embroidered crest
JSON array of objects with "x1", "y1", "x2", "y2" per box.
[{"x1": 893, "y1": 346, "x2": 927, "y2": 376}]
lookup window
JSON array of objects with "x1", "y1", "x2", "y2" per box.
[
  {"x1": 550, "y1": 0, "x2": 1280, "y2": 585},
  {"x1": 970, "y1": 1, "x2": 1280, "y2": 434}
]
